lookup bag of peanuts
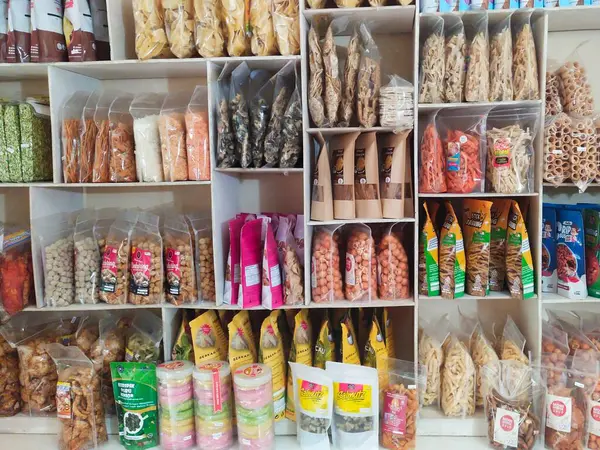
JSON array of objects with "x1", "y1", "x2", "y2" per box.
[
  {"x1": 345, "y1": 224, "x2": 378, "y2": 302},
  {"x1": 159, "y1": 91, "x2": 189, "y2": 181},
  {"x1": 311, "y1": 226, "x2": 344, "y2": 303},
  {"x1": 380, "y1": 359, "x2": 426, "y2": 450},
  {"x1": 276, "y1": 216, "x2": 304, "y2": 306},
  {"x1": 163, "y1": 214, "x2": 196, "y2": 305},
  {"x1": 74, "y1": 210, "x2": 102, "y2": 304},
  {"x1": 548, "y1": 311, "x2": 597, "y2": 358},
  {"x1": 482, "y1": 360, "x2": 544, "y2": 450},
  {"x1": 98, "y1": 211, "x2": 137, "y2": 305},
  {"x1": 128, "y1": 212, "x2": 163, "y2": 305},
  {"x1": 187, "y1": 214, "x2": 215, "y2": 303},
  {"x1": 377, "y1": 223, "x2": 410, "y2": 300}
]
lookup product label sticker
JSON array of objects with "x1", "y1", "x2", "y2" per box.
[
  {"x1": 298, "y1": 379, "x2": 329, "y2": 414},
  {"x1": 165, "y1": 247, "x2": 181, "y2": 295},
  {"x1": 270, "y1": 265, "x2": 281, "y2": 287},
  {"x1": 129, "y1": 247, "x2": 152, "y2": 296},
  {"x1": 100, "y1": 245, "x2": 118, "y2": 292},
  {"x1": 311, "y1": 256, "x2": 317, "y2": 288},
  {"x1": 446, "y1": 142, "x2": 460, "y2": 172},
  {"x1": 589, "y1": 400, "x2": 600, "y2": 435},
  {"x1": 345, "y1": 253, "x2": 356, "y2": 286},
  {"x1": 493, "y1": 138, "x2": 511, "y2": 168},
  {"x1": 383, "y1": 391, "x2": 408, "y2": 435},
  {"x1": 236, "y1": 363, "x2": 264, "y2": 378},
  {"x1": 244, "y1": 264, "x2": 260, "y2": 286},
  {"x1": 56, "y1": 381, "x2": 72, "y2": 419},
  {"x1": 493, "y1": 407, "x2": 520, "y2": 447},
  {"x1": 212, "y1": 367, "x2": 223, "y2": 412},
  {"x1": 355, "y1": 148, "x2": 366, "y2": 184},
  {"x1": 334, "y1": 382, "x2": 372, "y2": 414},
  {"x1": 332, "y1": 149, "x2": 345, "y2": 184},
  {"x1": 546, "y1": 394, "x2": 572, "y2": 433}
]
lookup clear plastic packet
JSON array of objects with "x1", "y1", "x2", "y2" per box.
[
  {"x1": 163, "y1": 214, "x2": 197, "y2": 305},
  {"x1": 380, "y1": 359, "x2": 426, "y2": 450},
  {"x1": 272, "y1": 0, "x2": 299, "y2": 56},
  {"x1": 379, "y1": 76, "x2": 414, "y2": 130},
  {"x1": 3, "y1": 102, "x2": 23, "y2": 182},
  {"x1": 311, "y1": 226, "x2": 343, "y2": 303},
  {"x1": 108, "y1": 93, "x2": 137, "y2": 182},
  {"x1": 441, "y1": 332, "x2": 476, "y2": 417},
  {"x1": 568, "y1": 115, "x2": 597, "y2": 192},
  {"x1": 276, "y1": 216, "x2": 304, "y2": 306},
  {"x1": 486, "y1": 106, "x2": 539, "y2": 194},
  {"x1": 162, "y1": 0, "x2": 196, "y2": 59},
  {"x1": 308, "y1": 25, "x2": 326, "y2": 128},
  {"x1": 419, "y1": 315, "x2": 450, "y2": 407},
  {"x1": 541, "y1": 322, "x2": 570, "y2": 387},
  {"x1": 419, "y1": 15, "x2": 444, "y2": 104},
  {"x1": 470, "y1": 323, "x2": 499, "y2": 407},
  {"x1": 130, "y1": 93, "x2": 165, "y2": 183},
  {"x1": 463, "y1": 199, "x2": 493, "y2": 296},
  {"x1": 323, "y1": 23, "x2": 341, "y2": 126},
  {"x1": 436, "y1": 109, "x2": 488, "y2": 193},
  {"x1": 558, "y1": 43, "x2": 594, "y2": 116},
  {"x1": 125, "y1": 310, "x2": 163, "y2": 363},
  {"x1": 229, "y1": 63, "x2": 251, "y2": 168},
  {"x1": 0, "y1": 332, "x2": 21, "y2": 417},
  {"x1": 512, "y1": 11, "x2": 539, "y2": 101},
  {"x1": 132, "y1": 0, "x2": 172, "y2": 60},
  {"x1": 46, "y1": 344, "x2": 108, "y2": 450},
  {"x1": 187, "y1": 213, "x2": 215, "y2": 302},
  {"x1": 74, "y1": 316, "x2": 99, "y2": 358},
  {"x1": 550, "y1": 312, "x2": 598, "y2": 358},
  {"x1": 216, "y1": 68, "x2": 236, "y2": 168},
  {"x1": 418, "y1": 112, "x2": 446, "y2": 193},
  {"x1": 249, "y1": 0, "x2": 277, "y2": 56},
  {"x1": 0, "y1": 227, "x2": 32, "y2": 320},
  {"x1": 248, "y1": 69, "x2": 272, "y2": 168},
  {"x1": 464, "y1": 13, "x2": 489, "y2": 103},
  {"x1": 0, "y1": 103, "x2": 11, "y2": 182},
  {"x1": 357, "y1": 23, "x2": 381, "y2": 128},
  {"x1": 93, "y1": 90, "x2": 118, "y2": 183},
  {"x1": 93, "y1": 207, "x2": 117, "y2": 258},
  {"x1": 280, "y1": 72, "x2": 302, "y2": 168},
  {"x1": 128, "y1": 212, "x2": 163, "y2": 305},
  {"x1": 377, "y1": 223, "x2": 410, "y2": 300},
  {"x1": 439, "y1": 202, "x2": 466, "y2": 299},
  {"x1": 482, "y1": 360, "x2": 544, "y2": 450},
  {"x1": 193, "y1": 0, "x2": 225, "y2": 57},
  {"x1": 61, "y1": 91, "x2": 90, "y2": 183},
  {"x1": 543, "y1": 113, "x2": 571, "y2": 186},
  {"x1": 345, "y1": 224, "x2": 377, "y2": 302},
  {"x1": 159, "y1": 91, "x2": 189, "y2": 181},
  {"x1": 443, "y1": 16, "x2": 465, "y2": 104},
  {"x1": 340, "y1": 26, "x2": 360, "y2": 127},
  {"x1": 74, "y1": 210, "x2": 101, "y2": 304},
  {"x1": 185, "y1": 85, "x2": 210, "y2": 180},
  {"x1": 38, "y1": 218, "x2": 75, "y2": 307},
  {"x1": 99, "y1": 210, "x2": 137, "y2": 305},
  {"x1": 545, "y1": 60, "x2": 563, "y2": 117},
  {"x1": 79, "y1": 91, "x2": 100, "y2": 183},
  {"x1": 500, "y1": 315, "x2": 529, "y2": 364},
  {"x1": 489, "y1": 14, "x2": 513, "y2": 102},
  {"x1": 222, "y1": 0, "x2": 249, "y2": 56},
  {"x1": 264, "y1": 61, "x2": 294, "y2": 167}
]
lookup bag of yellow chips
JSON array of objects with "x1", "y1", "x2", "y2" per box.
[
  {"x1": 340, "y1": 310, "x2": 360, "y2": 365},
  {"x1": 190, "y1": 310, "x2": 227, "y2": 366},
  {"x1": 285, "y1": 309, "x2": 313, "y2": 422},
  {"x1": 227, "y1": 310, "x2": 257, "y2": 372},
  {"x1": 258, "y1": 311, "x2": 286, "y2": 421},
  {"x1": 363, "y1": 313, "x2": 389, "y2": 391},
  {"x1": 132, "y1": 0, "x2": 173, "y2": 60},
  {"x1": 314, "y1": 312, "x2": 335, "y2": 369}
]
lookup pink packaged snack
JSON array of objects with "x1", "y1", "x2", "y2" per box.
[
  {"x1": 240, "y1": 219, "x2": 263, "y2": 309},
  {"x1": 294, "y1": 215, "x2": 304, "y2": 265},
  {"x1": 261, "y1": 219, "x2": 283, "y2": 309},
  {"x1": 237, "y1": 213, "x2": 257, "y2": 223},
  {"x1": 224, "y1": 218, "x2": 244, "y2": 306}
]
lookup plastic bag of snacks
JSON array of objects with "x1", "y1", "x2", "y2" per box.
[
  {"x1": 38, "y1": 218, "x2": 75, "y2": 307},
  {"x1": 464, "y1": 13, "x2": 489, "y2": 103},
  {"x1": 357, "y1": 24, "x2": 381, "y2": 129},
  {"x1": 0, "y1": 333, "x2": 21, "y2": 417},
  {"x1": 222, "y1": 0, "x2": 249, "y2": 56},
  {"x1": 188, "y1": 214, "x2": 215, "y2": 302},
  {"x1": 443, "y1": 16, "x2": 465, "y2": 104},
  {"x1": 286, "y1": 309, "x2": 313, "y2": 421},
  {"x1": 441, "y1": 331, "x2": 476, "y2": 417},
  {"x1": 418, "y1": 112, "x2": 446, "y2": 193},
  {"x1": 377, "y1": 223, "x2": 410, "y2": 300},
  {"x1": 345, "y1": 224, "x2": 378, "y2": 302},
  {"x1": 74, "y1": 210, "x2": 102, "y2": 304},
  {"x1": 439, "y1": 202, "x2": 465, "y2": 299},
  {"x1": 159, "y1": 91, "x2": 189, "y2": 181},
  {"x1": 311, "y1": 227, "x2": 343, "y2": 303},
  {"x1": 557, "y1": 45, "x2": 594, "y2": 117},
  {"x1": 499, "y1": 315, "x2": 529, "y2": 364},
  {"x1": 228, "y1": 311, "x2": 257, "y2": 372},
  {"x1": 419, "y1": 315, "x2": 450, "y2": 407},
  {"x1": 272, "y1": 0, "x2": 299, "y2": 56},
  {"x1": 541, "y1": 322, "x2": 569, "y2": 388},
  {"x1": 162, "y1": 0, "x2": 196, "y2": 59},
  {"x1": 339, "y1": 26, "x2": 359, "y2": 127},
  {"x1": 61, "y1": 91, "x2": 90, "y2": 183},
  {"x1": 506, "y1": 201, "x2": 535, "y2": 299},
  {"x1": 216, "y1": 69, "x2": 236, "y2": 168},
  {"x1": 193, "y1": 0, "x2": 225, "y2": 57},
  {"x1": 132, "y1": 0, "x2": 172, "y2": 60},
  {"x1": 568, "y1": 115, "x2": 597, "y2": 192},
  {"x1": 489, "y1": 15, "x2": 513, "y2": 102},
  {"x1": 109, "y1": 93, "x2": 137, "y2": 182},
  {"x1": 229, "y1": 63, "x2": 251, "y2": 168},
  {"x1": 308, "y1": 25, "x2": 326, "y2": 128},
  {"x1": 280, "y1": 74, "x2": 303, "y2": 169},
  {"x1": 322, "y1": 23, "x2": 341, "y2": 126},
  {"x1": 264, "y1": 62, "x2": 295, "y2": 167},
  {"x1": 126, "y1": 310, "x2": 163, "y2": 363},
  {"x1": 469, "y1": 323, "x2": 499, "y2": 408},
  {"x1": 18, "y1": 97, "x2": 53, "y2": 182},
  {"x1": 249, "y1": 0, "x2": 276, "y2": 56},
  {"x1": 79, "y1": 91, "x2": 100, "y2": 183},
  {"x1": 185, "y1": 86, "x2": 210, "y2": 181},
  {"x1": 327, "y1": 362, "x2": 379, "y2": 450},
  {"x1": 0, "y1": 227, "x2": 33, "y2": 319},
  {"x1": 511, "y1": 11, "x2": 539, "y2": 101},
  {"x1": 418, "y1": 15, "x2": 444, "y2": 104},
  {"x1": 381, "y1": 359, "x2": 426, "y2": 450},
  {"x1": 92, "y1": 90, "x2": 117, "y2": 183},
  {"x1": 128, "y1": 212, "x2": 163, "y2": 305},
  {"x1": 481, "y1": 360, "x2": 543, "y2": 450},
  {"x1": 163, "y1": 214, "x2": 197, "y2": 305},
  {"x1": 275, "y1": 216, "x2": 304, "y2": 306},
  {"x1": 462, "y1": 199, "x2": 492, "y2": 296},
  {"x1": 354, "y1": 132, "x2": 381, "y2": 218},
  {"x1": 130, "y1": 92, "x2": 165, "y2": 183},
  {"x1": 543, "y1": 113, "x2": 571, "y2": 187},
  {"x1": 46, "y1": 344, "x2": 107, "y2": 450}
]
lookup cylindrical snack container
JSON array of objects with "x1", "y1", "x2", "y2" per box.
[
  {"x1": 193, "y1": 362, "x2": 233, "y2": 450},
  {"x1": 233, "y1": 363, "x2": 275, "y2": 450},
  {"x1": 157, "y1": 361, "x2": 196, "y2": 450}
]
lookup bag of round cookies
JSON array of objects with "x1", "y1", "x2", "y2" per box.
[{"x1": 163, "y1": 214, "x2": 196, "y2": 305}]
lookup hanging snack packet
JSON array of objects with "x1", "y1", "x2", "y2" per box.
[
  {"x1": 354, "y1": 132, "x2": 382, "y2": 219},
  {"x1": 110, "y1": 362, "x2": 158, "y2": 450},
  {"x1": 340, "y1": 310, "x2": 360, "y2": 365},
  {"x1": 311, "y1": 134, "x2": 334, "y2": 222},
  {"x1": 440, "y1": 202, "x2": 465, "y2": 299},
  {"x1": 314, "y1": 313, "x2": 335, "y2": 370},
  {"x1": 259, "y1": 311, "x2": 286, "y2": 421},
  {"x1": 363, "y1": 313, "x2": 388, "y2": 391},
  {"x1": 489, "y1": 199, "x2": 511, "y2": 292},
  {"x1": 555, "y1": 207, "x2": 587, "y2": 300},
  {"x1": 507, "y1": 201, "x2": 535, "y2": 299},
  {"x1": 262, "y1": 219, "x2": 284, "y2": 309},
  {"x1": 285, "y1": 309, "x2": 313, "y2": 422},
  {"x1": 463, "y1": 199, "x2": 492, "y2": 297},
  {"x1": 419, "y1": 202, "x2": 440, "y2": 296},
  {"x1": 223, "y1": 217, "x2": 244, "y2": 305},
  {"x1": 190, "y1": 310, "x2": 227, "y2": 365},
  {"x1": 239, "y1": 219, "x2": 263, "y2": 308},
  {"x1": 228, "y1": 310, "x2": 257, "y2": 372},
  {"x1": 543, "y1": 205, "x2": 557, "y2": 294}
]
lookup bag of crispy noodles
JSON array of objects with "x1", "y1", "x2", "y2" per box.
[
  {"x1": 419, "y1": 315, "x2": 450, "y2": 407},
  {"x1": 441, "y1": 330, "x2": 476, "y2": 417},
  {"x1": 506, "y1": 201, "x2": 535, "y2": 299},
  {"x1": 440, "y1": 201, "x2": 465, "y2": 299},
  {"x1": 463, "y1": 199, "x2": 492, "y2": 297},
  {"x1": 499, "y1": 315, "x2": 529, "y2": 365}
]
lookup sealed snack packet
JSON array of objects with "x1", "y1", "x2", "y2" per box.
[
  {"x1": 228, "y1": 310, "x2": 257, "y2": 372},
  {"x1": 223, "y1": 217, "x2": 244, "y2": 305},
  {"x1": 463, "y1": 199, "x2": 492, "y2": 297},
  {"x1": 489, "y1": 199, "x2": 511, "y2": 292},
  {"x1": 419, "y1": 315, "x2": 450, "y2": 407},
  {"x1": 258, "y1": 311, "x2": 286, "y2": 421},
  {"x1": 507, "y1": 201, "x2": 535, "y2": 299},
  {"x1": 499, "y1": 315, "x2": 529, "y2": 365},
  {"x1": 239, "y1": 219, "x2": 263, "y2": 308},
  {"x1": 383, "y1": 308, "x2": 395, "y2": 359},
  {"x1": 190, "y1": 310, "x2": 227, "y2": 365},
  {"x1": 261, "y1": 219, "x2": 284, "y2": 309},
  {"x1": 340, "y1": 310, "x2": 360, "y2": 365},
  {"x1": 440, "y1": 202, "x2": 465, "y2": 299},
  {"x1": 441, "y1": 332, "x2": 476, "y2": 417},
  {"x1": 363, "y1": 313, "x2": 389, "y2": 392},
  {"x1": 419, "y1": 202, "x2": 440, "y2": 296},
  {"x1": 286, "y1": 310, "x2": 313, "y2": 422},
  {"x1": 314, "y1": 312, "x2": 335, "y2": 370},
  {"x1": 556, "y1": 207, "x2": 586, "y2": 300},
  {"x1": 469, "y1": 323, "x2": 499, "y2": 407},
  {"x1": 171, "y1": 312, "x2": 193, "y2": 361},
  {"x1": 125, "y1": 310, "x2": 163, "y2": 364}
]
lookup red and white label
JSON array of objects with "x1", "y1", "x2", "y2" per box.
[
  {"x1": 546, "y1": 394, "x2": 572, "y2": 433},
  {"x1": 130, "y1": 246, "x2": 152, "y2": 296},
  {"x1": 588, "y1": 401, "x2": 600, "y2": 435},
  {"x1": 166, "y1": 247, "x2": 181, "y2": 295},
  {"x1": 493, "y1": 408, "x2": 520, "y2": 447},
  {"x1": 382, "y1": 391, "x2": 408, "y2": 435},
  {"x1": 100, "y1": 245, "x2": 118, "y2": 292}
]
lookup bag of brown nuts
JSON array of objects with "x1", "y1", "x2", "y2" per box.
[
  {"x1": 377, "y1": 224, "x2": 410, "y2": 300},
  {"x1": 99, "y1": 211, "x2": 137, "y2": 305},
  {"x1": 311, "y1": 226, "x2": 343, "y2": 303},
  {"x1": 345, "y1": 224, "x2": 377, "y2": 302},
  {"x1": 482, "y1": 360, "x2": 543, "y2": 450},
  {"x1": 163, "y1": 214, "x2": 197, "y2": 305},
  {"x1": 188, "y1": 214, "x2": 216, "y2": 302},
  {"x1": 0, "y1": 333, "x2": 21, "y2": 417},
  {"x1": 128, "y1": 212, "x2": 163, "y2": 305},
  {"x1": 541, "y1": 322, "x2": 569, "y2": 388}
]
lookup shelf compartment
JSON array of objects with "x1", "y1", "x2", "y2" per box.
[
  {"x1": 308, "y1": 217, "x2": 415, "y2": 226},
  {"x1": 0, "y1": 63, "x2": 49, "y2": 81},
  {"x1": 543, "y1": 293, "x2": 600, "y2": 304},
  {"x1": 303, "y1": 5, "x2": 416, "y2": 34},
  {"x1": 418, "y1": 99, "x2": 542, "y2": 111},
  {"x1": 215, "y1": 168, "x2": 303, "y2": 175},
  {"x1": 547, "y1": 5, "x2": 600, "y2": 32},
  {"x1": 418, "y1": 192, "x2": 539, "y2": 198},
  {"x1": 306, "y1": 126, "x2": 398, "y2": 135}
]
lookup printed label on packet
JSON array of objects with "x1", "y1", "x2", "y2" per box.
[
  {"x1": 493, "y1": 407, "x2": 520, "y2": 447},
  {"x1": 446, "y1": 142, "x2": 460, "y2": 172},
  {"x1": 334, "y1": 382, "x2": 372, "y2": 414},
  {"x1": 546, "y1": 394, "x2": 572, "y2": 433},
  {"x1": 493, "y1": 138, "x2": 511, "y2": 168},
  {"x1": 130, "y1": 247, "x2": 152, "y2": 296},
  {"x1": 299, "y1": 379, "x2": 329, "y2": 414},
  {"x1": 345, "y1": 254, "x2": 356, "y2": 286},
  {"x1": 383, "y1": 391, "x2": 408, "y2": 436},
  {"x1": 166, "y1": 247, "x2": 181, "y2": 295},
  {"x1": 56, "y1": 381, "x2": 72, "y2": 419},
  {"x1": 589, "y1": 400, "x2": 600, "y2": 436},
  {"x1": 100, "y1": 245, "x2": 118, "y2": 292}
]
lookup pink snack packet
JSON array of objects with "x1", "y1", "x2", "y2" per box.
[
  {"x1": 294, "y1": 214, "x2": 304, "y2": 265},
  {"x1": 237, "y1": 213, "x2": 257, "y2": 223},
  {"x1": 261, "y1": 219, "x2": 283, "y2": 309},
  {"x1": 261, "y1": 213, "x2": 280, "y2": 234},
  {"x1": 224, "y1": 217, "x2": 244, "y2": 305},
  {"x1": 240, "y1": 219, "x2": 263, "y2": 309}
]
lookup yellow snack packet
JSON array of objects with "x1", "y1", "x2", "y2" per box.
[
  {"x1": 285, "y1": 309, "x2": 313, "y2": 422},
  {"x1": 258, "y1": 311, "x2": 286, "y2": 421},
  {"x1": 363, "y1": 313, "x2": 389, "y2": 390},
  {"x1": 383, "y1": 308, "x2": 395, "y2": 359},
  {"x1": 227, "y1": 310, "x2": 257, "y2": 372},
  {"x1": 340, "y1": 310, "x2": 360, "y2": 365},
  {"x1": 190, "y1": 310, "x2": 227, "y2": 365},
  {"x1": 172, "y1": 312, "x2": 194, "y2": 361},
  {"x1": 440, "y1": 201, "x2": 466, "y2": 299},
  {"x1": 314, "y1": 313, "x2": 335, "y2": 369}
]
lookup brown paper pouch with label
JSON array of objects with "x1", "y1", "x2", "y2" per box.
[
  {"x1": 379, "y1": 131, "x2": 411, "y2": 219},
  {"x1": 310, "y1": 132, "x2": 334, "y2": 222},
  {"x1": 332, "y1": 131, "x2": 360, "y2": 220},
  {"x1": 355, "y1": 132, "x2": 382, "y2": 219}
]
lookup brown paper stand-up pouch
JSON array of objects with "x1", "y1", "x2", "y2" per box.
[
  {"x1": 379, "y1": 131, "x2": 413, "y2": 219},
  {"x1": 310, "y1": 133, "x2": 334, "y2": 222},
  {"x1": 354, "y1": 132, "x2": 382, "y2": 219},
  {"x1": 331, "y1": 131, "x2": 360, "y2": 220}
]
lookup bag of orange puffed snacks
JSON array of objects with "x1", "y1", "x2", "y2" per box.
[{"x1": 419, "y1": 112, "x2": 446, "y2": 194}]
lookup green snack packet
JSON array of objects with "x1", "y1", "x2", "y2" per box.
[
  {"x1": 19, "y1": 98, "x2": 52, "y2": 182},
  {"x1": 110, "y1": 362, "x2": 158, "y2": 449},
  {"x1": 584, "y1": 208, "x2": 600, "y2": 298},
  {"x1": 0, "y1": 104, "x2": 8, "y2": 182}
]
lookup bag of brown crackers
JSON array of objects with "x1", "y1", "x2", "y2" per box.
[
  {"x1": 128, "y1": 211, "x2": 163, "y2": 305},
  {"x1": 163, "y1": 214, "x2": 197, "y2": 305}
]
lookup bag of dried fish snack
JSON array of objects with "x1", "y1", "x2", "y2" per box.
[
  {"x1": 132, "y1": 0, "x2": 172, "y2": 60},
  {"x1": 258, "y1": 311, "x2": 286, "y2": 421},
  {"x1": 443, "y1": 15, "x2": 465, "y2": 104},
  {"x1": 441, "y1": 331, "x2": 476, "y2": 417},
  {"x1": 229, "y1": 63, "x2": 251, "y2": 168},
  {"x1": 363, "y1": 313, "x2": 389, "y2": 392},
  {"x1": 272, "y1": 0, "x2": 300, "y2": 56},
  {"x1": 512, "y1": 11, "x2": 539, "y2": 101},
  {"x1": 125, "y1": 310, "x2": 163, "y2": 363},
  {"x1": 469, "y1": 323, "x2": 499, "y2": 407},
  {"x1": 419, "y1": 315, "x2": 449, "y2": 407},
  {"x1": 339, "y1": 26, "x2": 360, "y2": 127},
  {"x1": 463, "y1": 199, "x2": 492, "y2": 297},
  {"x1": 222, "y1": 0, "x2": 249, "y2": 56},
  {"x1": 286, "y1": 309, "x2": 313, "y2": 422},
  {"x1": 506, "y1": 201, "x2": 535, "y2": 299},
  {"x1": 499, "y1": 315, "x2": 529, "y2": 365},
  {"x1": 158, "y1": 91, "x2": 189, "y2": 181},
  {"x1": 489, "y1": 14, "x2": 513, "y2": 102},
  {"x1": 314, "y1": 313, "x2": 335, "y2": 369},
  {"x1": 264, "y1": 61, "x2": 295, "y2": 167},
  {"x1": 464, "y1": 13, "x2": 489, "y2": 103},
  {"x1": 248, "y1": 70, "x2": 274, "y2": 168},
  {"x1": 327, "y1": 361, "x2": 379, "y2": 450},
  {"x1": 162, "y1": 0, "x2": 196, "y2": 59},
  {"x1": 440, "y1": 201, "x2": 466, "y2": 299},
  {"x1": 216, "y1": 69, "x2": 237, "y2": 168},
  {"x1": 419, "y1": 202, "x2": 440, "y2": 296},
  {"x1": 190, "y1": 310, "x2": 227, "y2": 365},
  {"x1": 339, "y1": 310, "x2": 360, "y2": 365},
  {"x1": 46, "y1": 344, "x2": 107, "y2": 450},
  {"x1": 280, "y1": 73, "x2": 303, "y2": 169},
  {"x1": 419, "y1": 15, "x2": 444, "y2": 104},
  {"x1": 228, "y1": 310, "x2": 257, "y2": 372},
  {"x1": 357, "y1": 24, "x2": 381, "y2": 128}
]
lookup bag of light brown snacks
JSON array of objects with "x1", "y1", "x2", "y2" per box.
[
  {"x1": 108, "y1": 94, "x2": 137, "y2": 182},
  {"x1": 188, "y1": 215, "x2": 216, "y2": 302},
  {"x1": 379, "y1": 131, "x2": 413, "y2": 219},
  {"x1": 163, "y1": 214, "x2": 197, "y2": 305},
  {"x1": 310, "y1": 133, "x2": 334, "y2": 222},
  {"x1": 378, "y1": 224, "x2": 410, "y2": 300},
  {"x1": 331, "y1": 132, "x2": 360, "y2": 220},
  {"x1": 128, "y1": 212, "x2": 163, "y2": 305},
  {"x1": 354, "y1": 132, "x2": 382, "y2": 219},
  {"x1": 345, "y1": 224, "x2": 378, "y2": 302},
  {"x1": 159, "y1": 92, "x2": 190, "y2": 181},
  {"x1": 311, "y1": 226, "x2": 343, "y2": 303}
]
